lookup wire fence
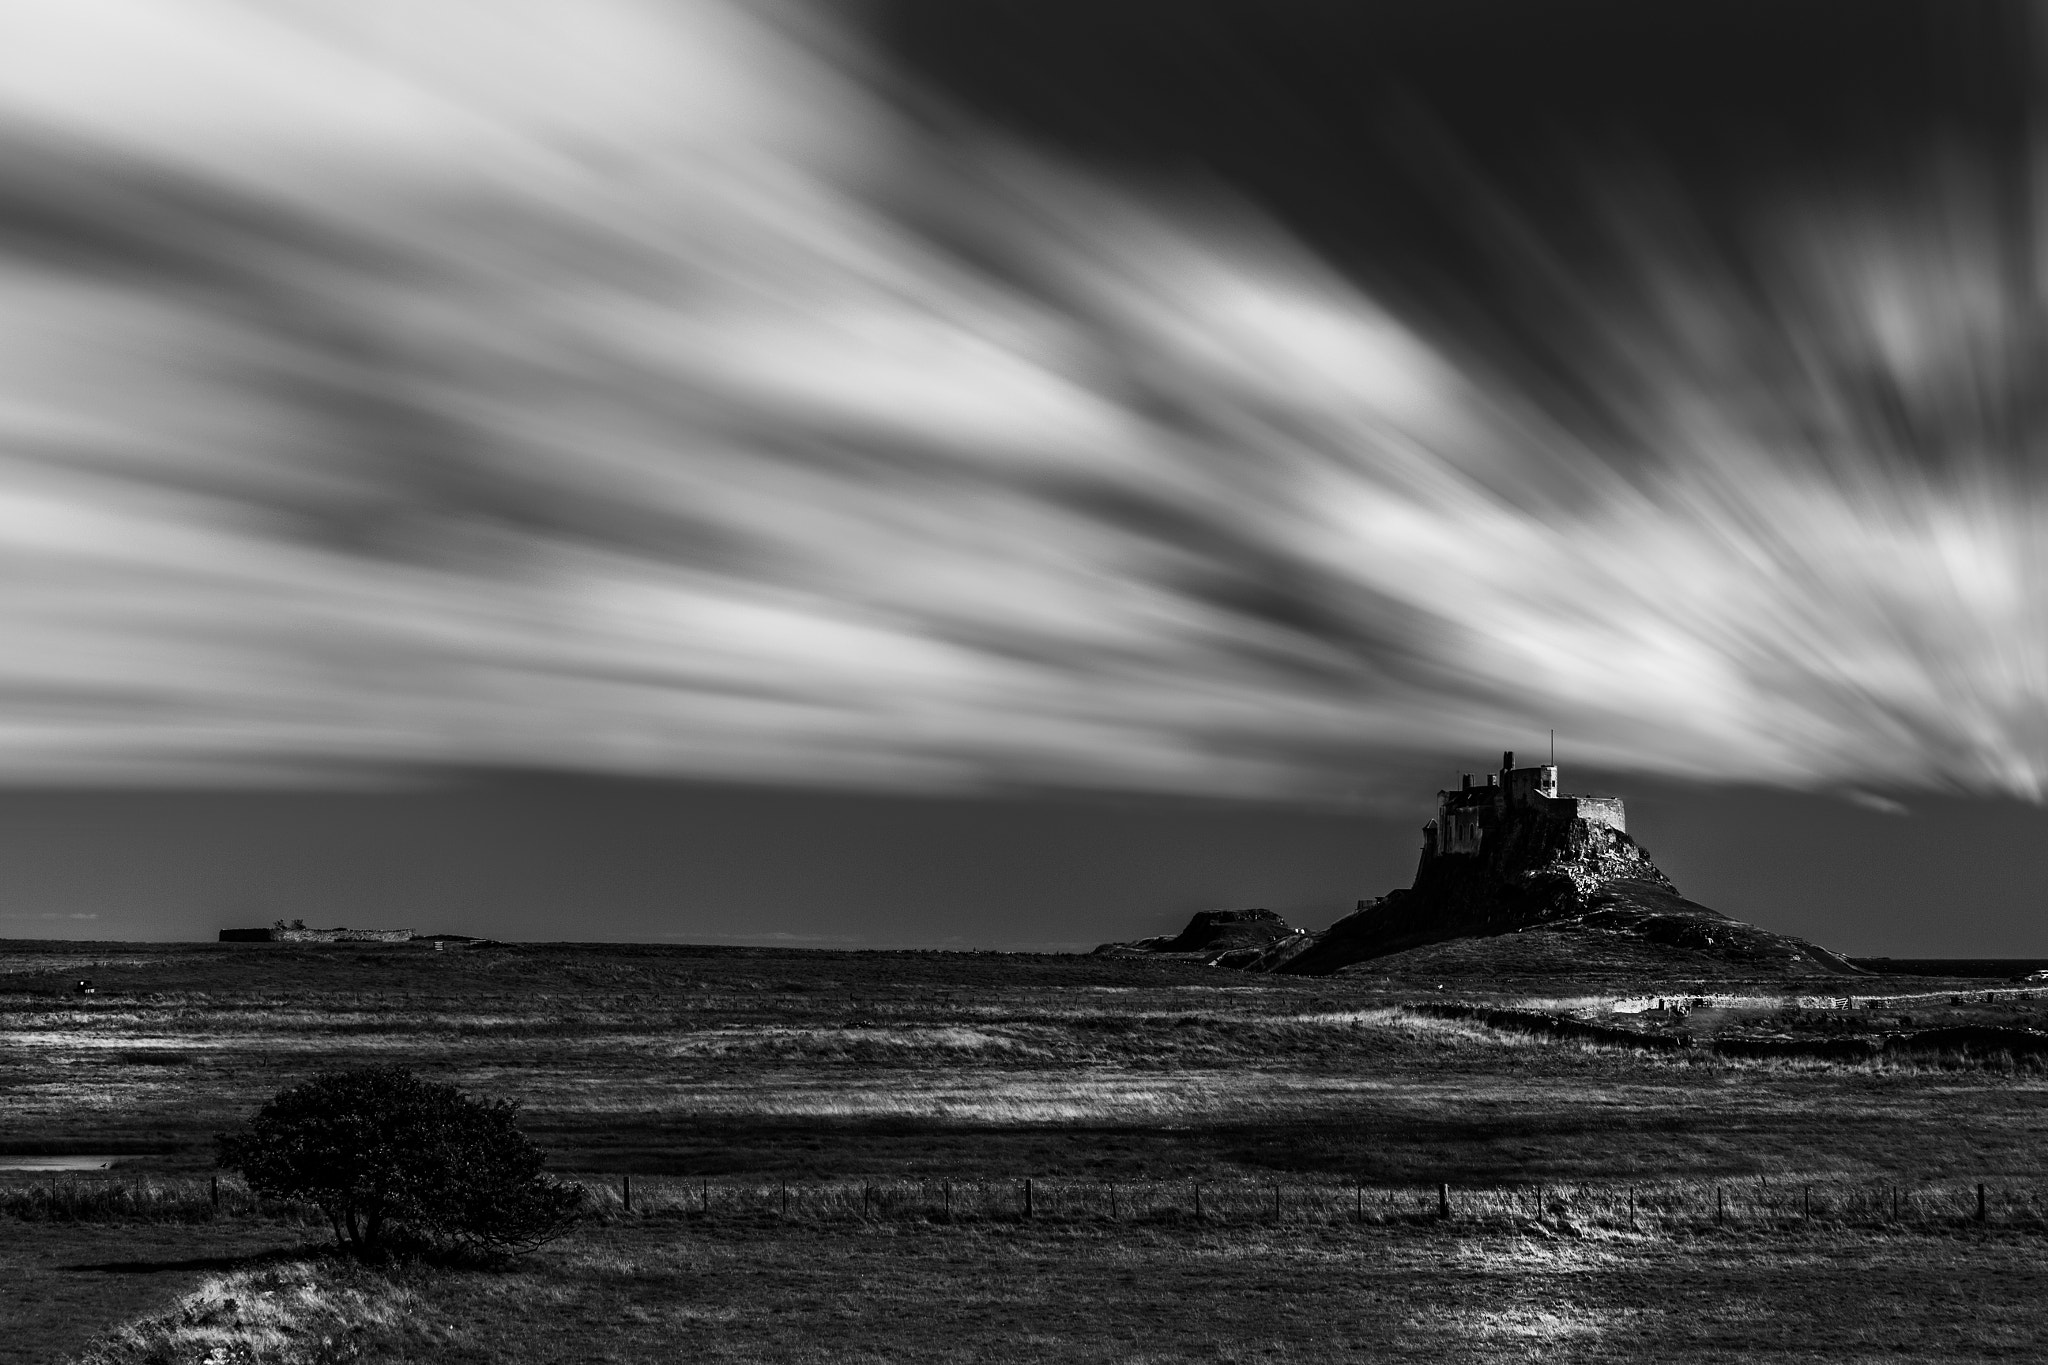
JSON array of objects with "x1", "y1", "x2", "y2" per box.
[
  {"x1": 9, "y1": 1171, "x2": 2046, "y2": 1235},
  {"x1": 0, "y1": 1173, "x2": 320, "y2": 1225},
  {"x1": 577, "y1": 1174, "x2": 2048, "y2": 1234}
]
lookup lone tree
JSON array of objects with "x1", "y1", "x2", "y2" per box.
[{"x1": 217, "y1": 1066, "x2": 581, "y2": 1259}]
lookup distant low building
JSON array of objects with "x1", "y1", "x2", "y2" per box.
[{"x1": 218, "y1": 925, "x2": 415, "y2": 943}]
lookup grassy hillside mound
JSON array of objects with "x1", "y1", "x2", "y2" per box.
[
  {"x1": 1270, "y1": 783, "x2": 1862, "y2": 978},
  {"x1": 1336, "y1": 914, "x2": 1854, "y2": 981},
  {"x1": 1305, "y1": 879, "x2": 1857, "y2": 980}
]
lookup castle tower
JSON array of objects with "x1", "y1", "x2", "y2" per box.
[{"x1": 1431, "y1": 746, "x2": 1620, "y2": 858}]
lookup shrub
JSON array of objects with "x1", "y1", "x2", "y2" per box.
[{"x1": 216, "y1": 1066, "x2": 582, "y2": 1259}]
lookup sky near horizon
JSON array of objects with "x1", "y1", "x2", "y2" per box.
[
  {"x1": 0, "y1": 2, "x2": 2046, "y2": 951},
  {"x1": 0, "y1": 769, "x2": 2041, "y2": 958}
]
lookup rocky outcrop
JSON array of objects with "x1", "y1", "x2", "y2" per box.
[
  {"x1": 1285, "y1": 817, "x2": 1672, "y2": 972},
  {"x1": 1094, "y1": 907, "x2": 1310, "y2": 968},
  {"x1": 1274, "y1": 760, "x2": 1860, "y2": 977}
]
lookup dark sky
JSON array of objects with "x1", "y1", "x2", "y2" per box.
[
  {"x1": 2, "y1": 770, "x2": 2040, "y2": 957},
  {"x1": 881, "y1": 0, "x2": 2042, "y2": 479}
]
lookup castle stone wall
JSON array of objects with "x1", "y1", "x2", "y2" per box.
[
  {"x1": 1435, "y1": 801, "x2": 1490, "y2": 855},
  {"x1": 1572, "y1": 796, "x2": 1626, "y2": 833},
  {"x1": 1505, "y1": 764, "x2": 1558, "y2": 805},
  {"x1": 1432, "y1": 760, "x2": 1625, "y2": 858}
]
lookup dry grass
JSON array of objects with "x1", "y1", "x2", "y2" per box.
[
  {"x1": 70, "y1": 1258, "x2": 429, "y2": 1365},
  {"x1": 16, "y1": 942, "x2": 2048, "y2": 1360},
  {"x1": 0, "y1": 1174, "x2": 310, "y2": 1225},
  {"x1": 62, "y1": 1218, "x2": 2048, "y2": 1364},
  {"x1": 10, "y1": 943, "x2": 2048, "y2": 1188}
]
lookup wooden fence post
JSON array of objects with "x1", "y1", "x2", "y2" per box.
[
  {"x1": 1355, "y1": 1180, "x2": 1364, "y2": 1224},
  {"x1": 702, "y1": 1180, "x2": 710, "y2": 1214},
  {"x1": 1978, "y1": 1183, "x2": 1988, "y2": 1222},
  {"x1": 1803, "y1": 1186, "x2": 1811, "y2": 1221},
  {"x1": 944, "y1": 1182, "x2": 952, "y2": 1218},
  {"x1": 1024, "y1": 1179, "x2": 1033, "y2": 1219},
  {"x1": 210, "y1": 1175, "x2": 219, "y2": 1210},
  {"x1": 1628, "y1": 1189, "x2": 1635, "y2": 1229},
  {"x1": 1193, "y1": 1182, "x2": 1202, "y2": 1219},
  {"x1": 622, "y1": 1174, "x2": 632, "y2": 1213},
  {"x1": 779, "y1": 1180, "x2": 787, "y2": 1218},
  {"x1": 1438, "y1": 1183, "x2": 1450, "y2": 1220},
  {"x1": 1108, "y1": 1183, "x2": 1116, "y2": 1221},
  {"x1": 863, "y1": 1184, "x2": 871, "y2": 1217}
]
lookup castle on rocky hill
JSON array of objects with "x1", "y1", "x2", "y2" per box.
[
  {"x1": 1430, "y1": 750, "x2": 1626, "y2": 857},
  {"x1": 1098, "y1": 743, "x2": 1861, "y2": 976}
]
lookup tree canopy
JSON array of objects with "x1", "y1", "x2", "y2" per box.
[{"x1": 217, "y1": 1066, "x2": 581, "y2": 1258}]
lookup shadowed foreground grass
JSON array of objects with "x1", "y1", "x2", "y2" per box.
[
  {"x1": 68, "y1": 1219, "x2": 2048, "y2": 1364},
  {"x1": 0, "y1": 1222, "x2": 318, "y2": 1365}
]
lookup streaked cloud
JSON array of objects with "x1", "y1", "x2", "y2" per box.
[{"x1": 0, "y1": 1, "x2": 2037, "y2": 801}]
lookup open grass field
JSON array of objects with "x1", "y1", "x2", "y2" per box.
[
  {"x1": 52, "y1": 1220, "x2": 2048, "y2": 1364},
  {"x1": 8, "y1": 939, "x2": 2048, "y2": 1361}
]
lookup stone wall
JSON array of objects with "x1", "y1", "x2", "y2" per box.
[
  {"x1": 1434, "y1": 777, "x2": 1622, "y2": 855},
  {"x1": 1504, "y1": 764, "x2": 1558, "y2": 805},
  {"x1": 1433, "y1": 801, "x2": 1491, "y2": 855},
  {"x1": 1571, "y1": 795, "x2": 1626, "y2": 833}
]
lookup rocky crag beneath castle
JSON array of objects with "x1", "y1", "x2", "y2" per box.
[
  {"x1": 1276, "y1": 752, "x2": 1862, "y2": 977},
  {"x1": 1102, "y1": 753, "x2": 1863, "y2": 977}
]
